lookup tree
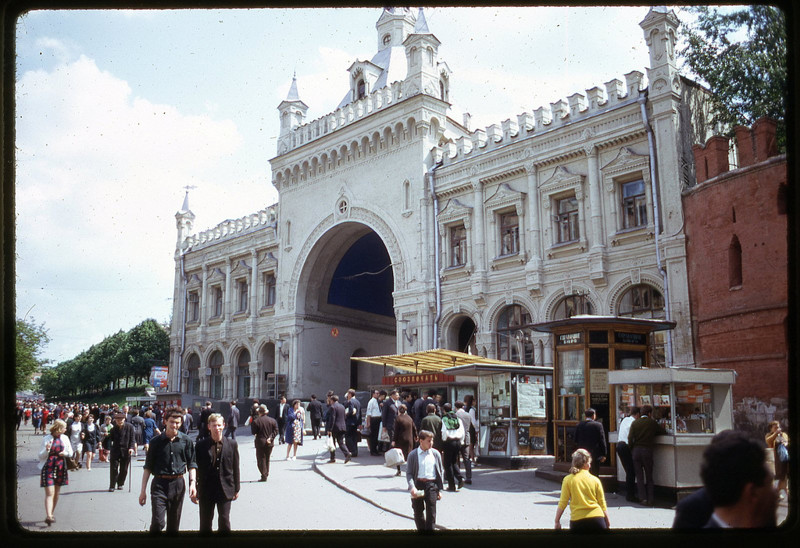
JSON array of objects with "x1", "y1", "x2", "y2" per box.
[
  {"x1": 679, "y1": 5, "x2": 787, "y2": 149},
  {"x1": 15, "y1": 317, "x2": 50, "y2": 391}
]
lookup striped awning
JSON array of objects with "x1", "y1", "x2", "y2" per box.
[{"x1": 351, "y1": 348, "x2": 522, "y2": 373}]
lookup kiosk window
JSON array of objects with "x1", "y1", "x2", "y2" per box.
[
  {"x1": 675, "y1": 383, "x2": 714, "y2": 433},
  {"x1": 557, "y1": 349, "x2": 584, "y2": 420}
]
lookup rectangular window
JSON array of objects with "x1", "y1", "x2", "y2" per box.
[
  {"x1": 450, "y1": 224, "x2": 467, "y2": 267},
  {"x1": 500, "y1": 212, "x2": 519, "y2": 255},
  {"x1": 621, "y1": 180, "x2": 647, "y2": 229},
  {"x1": 212, "y1": 286, "x2": 223, "y2": 318},
  {"x1": 187, "y1": 291, "x2": 199, "y2": 322},
  {"x1": 237, "y1": 279, "x2": 248, "y2": 312},
  {"x1": 555, "y1": 196, "x2": 579, "y2": 243},
  {"x1": 263, "y1": 273, "x2": 276, "y2": 307}
]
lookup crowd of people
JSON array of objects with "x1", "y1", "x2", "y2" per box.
[{"x1": 19, "y1": 392, "x2": 788, "y2": 534}]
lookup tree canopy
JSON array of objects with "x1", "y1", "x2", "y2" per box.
[
  {"x1": 15, "y1": 317, "x2": 50, "y2": 391},
  {"x1": 36, "y1": 319, "x2": 169, "y2": 399},
  {"x1": 679, "y1": 5, "x2": 787, "y2": 148}
]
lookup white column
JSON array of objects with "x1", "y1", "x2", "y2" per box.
[{"x1": 586, "y1": 145, "x2": 605, "y2": 249}]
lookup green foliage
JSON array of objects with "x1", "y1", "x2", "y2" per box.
[
  {"x1": 16, "y1": 317, "x2": 50, "y2": 390},
  {"x1": 679, "y1": 5, "x2": 787, "y2": 149},
  {"x1": 36, "y1": 319, "x2": 169, "y2": 399}
]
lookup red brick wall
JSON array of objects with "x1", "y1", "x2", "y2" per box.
[{"x1": 683, "y1": 119, "x2": 788, "y2": 429}]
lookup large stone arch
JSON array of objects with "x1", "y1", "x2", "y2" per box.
[
  {"x1": 607, "y1": 273, "x2": 665, "y2": 314},
  {"x1": 541, "y1": 284, "x2": 601, "y2": 320}
]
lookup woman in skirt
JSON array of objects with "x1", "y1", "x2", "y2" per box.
[{"x1": 39, "y1": 419, "x2": 72, "y2": 525}]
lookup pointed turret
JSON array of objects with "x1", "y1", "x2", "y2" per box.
[
  {"x1": 175, "y1": 190, "x2": 196, "y2": 249},
  {"x1": 277, "y1": 74, "x2": 309, "y2": 154},
  {"x1": 414, "y1": 7, "x2": 430, "y2": 33},
  {"x1": 403, "y1": 7, "x2": 447, "y2": 101}
]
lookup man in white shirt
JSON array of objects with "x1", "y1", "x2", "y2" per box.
[
  {"x1": 365, "y1": 390, "x2": 384, "y2": 456},
  {"x1": 616, "y1": 406, "x2": 638, "y2": 501},
  {"x1": 405, "y1": 430, "x2": 444, "y2": 533}
]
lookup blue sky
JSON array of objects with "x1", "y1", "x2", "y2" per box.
[{"x1": 15, "y1": 6, "x2": 683, "y2": 365}]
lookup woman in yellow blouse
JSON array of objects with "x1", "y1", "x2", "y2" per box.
[
  {"x1": 765, "y1": 421, "x2": 789, "y2": 500},
  {"x1": 554, "y1": 448, "x2": 610, "y2": 531}
]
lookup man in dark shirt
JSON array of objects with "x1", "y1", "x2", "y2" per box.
[
  {"x1": 224, "y1": 400, "x2": 239, "y2": 440},
  {"x1": 192, "y1": 413, "x2": 240, "y2": 535},
  {"x1": 197, "y1": 401, "x2": 213, "y2": 442},
  {"x1": 139, "y1": 406, "x2": 197, "y2": 535},
  {"x1": 108, "y1": 412, "x2": 136, "y2": 491},
  {"x1": 344, "y1": 389, "x2": 362, "y2": 457},
  {"x1": 574, "y1": 408, "x2": 607, "y2": 476},
  {"x1": 251, "y1": 404, "x2": 279, "y2": 481},
  {"x1": 327, "y1": 394, "x2": 351, "y2": 463},
  {"x1": 307, "y1": 394, "x2": 324, "y2": 440},
  {"x1": 628, "y1": 404, "x2": 667, "y2": 506}
]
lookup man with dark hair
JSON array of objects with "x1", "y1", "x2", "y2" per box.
[
  {"x1": 454, "y1": 401, "x2": 473, "y2": 485},
  {"x1": 628, "y1": 404, "x2": 666, "y2": 506},
  {"x1": 277, "y1": 396, "x2": 288, "y2": 444},
  {"x1": 224, "y1": 400, "x2": 239, "y2": 440},
  {"x1": 344, "y1": 388, "x2": 362, "y2": 457},
  {"x1": 421, "y1": 403, "x2": 444, "y2": 453},
  {"x1": 198, "y1": 401, "x2": 213, "y2": 442},
  {"x1": 700, "y1": 429, "x2": 778, "y2": 528},
  {"x1": 108, "y1": 412, "x2": 136, "y2": 492},
  {"x1": 413, "y1": 390, "x2": 436, "y2": 431},
  {"x1": 251, "y1": 405, "x2": 278, "y2": 482},
  {"x1": 365, "y1": 389, "x2": 384, "y2": 456},
  {"x1": 327, "y1": 394, "x2": 351, "y2": 463},
  {"x1": 192, "y1": 413, "x2": 240, "y2": 535},
  {"x1": 406, "y1": 429, "x2": 444, "y2": 533},
  {"x1": 574, "y1": 408, "x2": 607, "y2": 477},
  {"x1": 616, "y1": 406, "x2": 639, "y2": 501},
  {"x1": 440, "y1": 403, "x2": 465, "y2": 491},
  {"x1": 139, "y1": 407, "x2": 197, "y2": 535},
  {"x1": 381, "y1": 389, "x2": 401, "y2": 448},
  {"x1": 307, "y1": 394, "x2": 324, "y2": 440}
]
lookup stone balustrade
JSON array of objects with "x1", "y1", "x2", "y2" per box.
[{"x1": 183, "y1": 204, "x2": 278, "y2": 251}]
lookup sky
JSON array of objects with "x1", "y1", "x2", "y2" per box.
[{"x1": 14, "y1": 5, "x2": 696, "y2": 365}]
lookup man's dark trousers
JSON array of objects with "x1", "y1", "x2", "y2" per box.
[
  {"x1": 616, "y1": 441, "x2": 636, "y2": 499},
  {"x1": 412, "y1": 480, "x2": 439, "y2": 532},
  {"x1": 442, "y1": 440, "x2": 463, "y2": 489},
  {"x1": 109, "y1": 453, "x2": 131, "y2": 488},
  {"x1": 199, "y1": 480, "x2": 231, "y2": 534},
  {"x1": 332, "y1": 431, "x2": 350, "y2": 460},
  {"x1": 368, "y1": 419, "x2": 381, "y2": 455},
  {"x1": 150, "y1": 476, "x2": 186, "y2": 534},
  {"x1": 223, "y1": 424, "x2": 237, "y2": 439},
  {"x1": 311, "y1": 417, "x2": 321, "y2": 439},
  {"x1": 345, "y1": 425, "x2": 359, "y2": 457},
  {"x1": 632, "y1": 446, "x2": 655, "y2": 503},
  {"x1": 255, "y1": 443, "x2": 273, "y2": 480}
]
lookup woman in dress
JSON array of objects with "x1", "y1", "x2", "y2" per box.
[
  {"x1": 32, "y1": 407, "x2": 42, "y2": 434},
  {"x1": 67, "y1": 413, "x2": 84, "y2": 467},
  {"x1": 98, "y1": 415, "x2": 113, "y2": 462},
  {"x1": 81, "y1": 414, "x2": 100, "y2": 470},
  {"x1": 142, "y1": 410, "x2": 160, "y2": 452},
  {"x1": 285, "y1": 399, "x2": 304, "y2": 460},
  {"x1": 391, "y1": 404, "x2": 417, "y2": 476},
  {"x1": 39, "y1": 419, "x2": 72, "y2": 525},
  {"x1": 765, "y1": 420, "x2": 790, "y2": 500},
  {"x1": 554, "y1": 448, "x2": 610, "y2": 532}
]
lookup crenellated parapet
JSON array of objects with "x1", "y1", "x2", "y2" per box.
[
  {"x1": 181, "y1": 204, "x2": 279, "y2": 252},
  {"x1": 433, "y1": 71, "x2": 645, "y2": 167},
  {"x1": 277, "y1": 80, "x2": 407, "y2": 156}
]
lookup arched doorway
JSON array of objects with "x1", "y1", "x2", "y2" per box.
[{"x1": 294, "y1": 222, "x2": 397, "y2": 396}]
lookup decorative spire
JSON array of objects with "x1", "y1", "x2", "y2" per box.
[
  {"x1": 180, "y1": 185, "x2": 196, "y2": 213},
  {"x1": 286, "y1": 73, "x2": 301, "y2": 102},
  {"x1": 414, "y1": 7, "x2": 430, "y2": 33}
]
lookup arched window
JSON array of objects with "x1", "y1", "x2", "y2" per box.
[
  {"x1": 356, "y1": 79, "x2": 366, "y2": 100},
  {"x1": 237, "y1": 349, "x2": 251, "y2": 400},
  {"x1": 209, "y1": 350, "x2": 224, "y2": 400},
  {"x1": 553, "y1": 294, "x2": 594, "y2": 320},
  {"x1": 729, "y1": 235, "x2": 743, "y2": 288},
  {"x1": 496, "y1": 305, "x2": 534, "y2": 364},
  {"x1": 618, "y1": 284, "x2": 666, "y2": 367},
  {"x1": 186, "y1": 353, "x2": 200, "y2": 396}
]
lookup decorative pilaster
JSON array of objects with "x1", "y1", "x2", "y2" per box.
[{"x1": 524, "y1": 161, "x2": 543, "y2": 294}]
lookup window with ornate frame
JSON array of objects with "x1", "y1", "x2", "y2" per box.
[
  {"x1": 263, "y1": 272, "x2": 276, "y2": 307},
  {"x1": 450, "y1": 224, "x2": 467, "y2": 267},
  {"x1": 187, "y1": 291, "x2": 199, "y2": 323},
  {"x1": 617, "y1": 284, "x2": 666, "y2": 367},
  {"x1": 499, "y1": 211, "x2": 520, "y2": 255},
  {"x1": 553, "y1": 293, "x2": 594, "y2": 319},
  {"x1": 186, "y1": 353, "x2": 201, "y2": 396},
  {"x1": 496, "y1": 305, "x2": 534, "y2": 364},
  {"x1": 236, "y1": 279, "x2": 248, "y2": 313},
  {"x1": 554, "y1": 195, "x2": 580, "y2": 244},
  {"x1": 237, "y1": 349, "x2": 251, "y2": 400},
  {"x1": 210, "y1": 285, "x2": 223, "y2": 319},
  {"x1": 621, "y1": 179, "x2": 647, "y2": 229},
  {"x1": 209, "y1": 350, "x2": 224, "y2": 400}
]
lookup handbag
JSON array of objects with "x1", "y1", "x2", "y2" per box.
[
  {"x1": 379, "y1": 425, "x2": 390, "y2": 443},
  {"x1": 326, "y1": 435, "x2": 336, "y2": 452},
  {"x1": 66, "y1": 456, "x2": 80, "y2": 471},
  {"x1": 776, "y1": 439, "x2": 789, "y2": 463},
  {"x1": 384, "y1": 447, "x2": 405, "y2": 468}
]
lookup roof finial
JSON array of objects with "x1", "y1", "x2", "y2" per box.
[
  {"x1": 414, "y1": 7, "x2": 430, "y2": 33},
  {"x1": 180, "y1": 185, "x2": 196, "y2": 212},
  {"x1": 286, "y1": 72, "x2": 301, "y2": 102}
]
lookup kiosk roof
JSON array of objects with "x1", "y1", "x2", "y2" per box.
[{"x1": 352, "y1": 348, "x2": 520, "y2": 373}]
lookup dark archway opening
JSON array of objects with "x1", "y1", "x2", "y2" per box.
[{"x1": 327, "y1": 231, "x2": 394, "y2": 316}]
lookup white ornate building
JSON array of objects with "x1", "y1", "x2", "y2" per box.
[{"x1": 168, "y1": 7, "x2": 709, "y2": 404}]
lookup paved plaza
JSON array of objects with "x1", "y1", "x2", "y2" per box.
[{"x1": 11, "y1": 423, "x2": 790, "y2": 538}]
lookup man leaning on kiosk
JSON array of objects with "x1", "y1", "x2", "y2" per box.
[{"x1": 139, "y1": 406, "x2": 197, "y2": 535}]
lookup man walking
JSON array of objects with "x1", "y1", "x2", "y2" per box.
[
  {"x1": 192, "y1": 413, "x2": 240, "y2": 535},
  {"x1": 108, "y1": 412, "x2": 135, "y2": 492},
  {"x1": 197, "y1": 401, "x2": 213, "y2": 442},
  {"x1": 454, "y1": 401, "x2": 473, "y2": 485},
  {"x1": 440, "y1": 403, "x2": 465, "y2": 491},
  {"x1": 139, "y1": 407, "x2": 197, "y2": 535},
  {"x1": 413, "y1": 390, "x2": 436, "y2": 432},
  {"x1": 344, "y1": 389, "x2": 362, "y2": 457},
  {"x1": 224, "y1": 401, "x2": 239, "y2": 439},
  {"x1": 277, "y1": 396, "x2": 288, "y2": 444},
  {"x1": 365, "y1": 390, "x2": 384, "y2": 456},
  {"x1": 406, "y1": 430, "x2": 444, "y2": 533},
  {"x1": 629, "y1": 405, "x2": 666, "y2": 506},
  {"x1": 307, "y1": 394, "x2": 324, "y2": 440},
  {"x1": 251, "y1": 404, "x2": 278, "y2": 482},
  {"x1": 180, "y1": 407, "x2": 193, "y2": 434},
  {"x1": 327, "y1": 395, "x2": 351, "y2": 463},
  {"x1": 616, "y1": 406, "x2": 638, "y2": 501},
  {"x1": 421, "y1": 404, "x2": 444, "y2": 453},
  {"x1": 381, "y1": 389, "x2": 401, "y2": 449},
  {"x1": 574, "y1": 408, "x2": 607, "y2": 476}
]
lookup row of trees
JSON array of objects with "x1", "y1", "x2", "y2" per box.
[
  {"x1": 36, "y1": 319, "x2": 169, "y2": 400},
  {"x1": 16, "y1": 317, "x2": 50, "y2": 391}
]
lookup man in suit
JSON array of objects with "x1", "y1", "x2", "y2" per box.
[
  {"x1": 327, "y1": 394, "x2": 351, "y2": 463},
  {"x1": 344, "y1": 389, "x2": 362, "y2": 457},
  {"x1": 574, "y1": 408, "x2": 607, "y2": 476},
  {"x1": 700, "y1": 430, "x2": 777, "y2": 528},
  {"x1": 628, "y1": 405, "x2": 667, "y2": 505},
  {"x1": 192, "y1": 413, "x2": 240, "y2": 535},
  {"x1": 413, "y1": 390, "x2": 436, "y2": 431},
  {"x1": 197, "y1": 401, "x2": 213, "y2": 442},
  {"x1": 108, "y1": 412, "x2": 136, "y2": 491},
  {"x1": 306, "y1": 394, "x2": 324, "y2": 440},
  {"x1": 454, "y1": 401, "x2": 473, "y2": 485},
  {"x1": 224, "y1": 400, "x2": 239, "y2": 439},
  {"x1": 180, "y1": 407, "x2": 194, "y2": 434},
  {"x1": 381, "y1": 389, "x2": 401, "y2": 448},
  {"x1": 251, "y1": 405, "x2": 279, "y2": 482},
  {"x1": 276, "y1": 396, "x2": 288, "y2": 444},
  {"x1": 406, "y1": 429, "x2": 444, "y2": 533}
]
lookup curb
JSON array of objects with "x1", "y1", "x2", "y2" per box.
[{"x1": 311, "y1": 450, "x2": 448, "y2": 531}]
